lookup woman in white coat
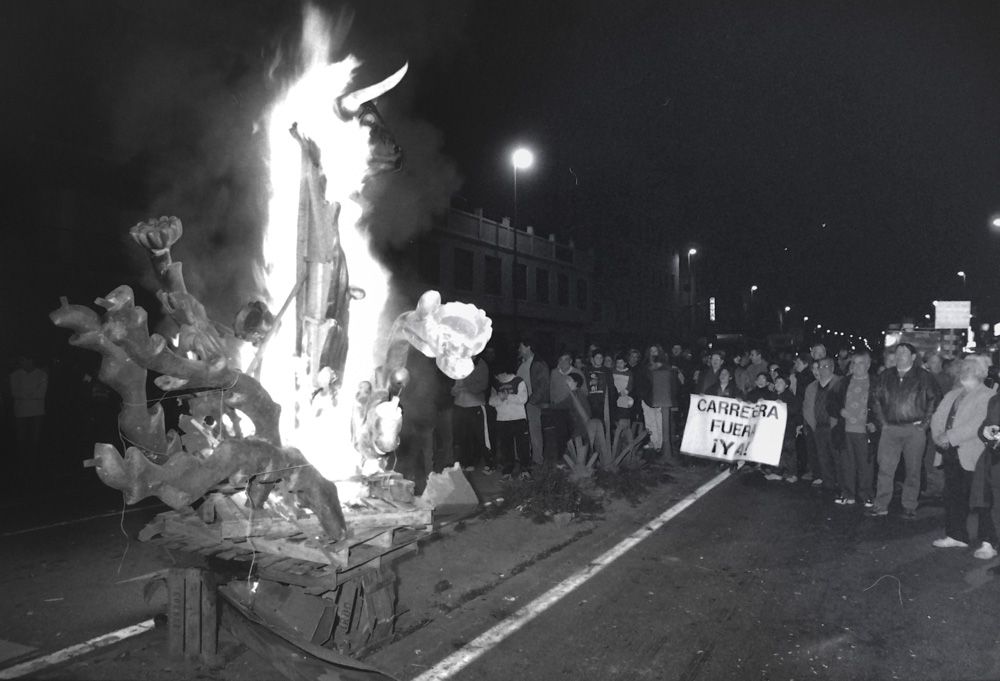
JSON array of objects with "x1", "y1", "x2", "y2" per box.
[{"x1": 929, "y1": 355, "x2": 997, "y2": 558}]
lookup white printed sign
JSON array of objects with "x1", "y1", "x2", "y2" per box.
[
  {"x1": 680, "y1": 394, "x2": 787, "y2": 466},
  {"x1": 934, "y1": 300, "x2": 971, "y2": 330}
]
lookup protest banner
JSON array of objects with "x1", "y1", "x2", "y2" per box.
[{"x1": 680, "y1": 394, "x2": 787, "y2": 466}]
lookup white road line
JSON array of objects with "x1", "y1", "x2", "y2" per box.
[
  {"x1": 0, "y1": 620, "x2": 156, "y2": 679},
  {"x1": 411, "y1": 470, "x2": 732, "y2": 681},
  {"x1": 0, "y1": 505, "x2": 162, "y2": 538}
]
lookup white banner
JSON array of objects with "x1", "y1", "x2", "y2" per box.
[{"x1": 680, "y1": 394, "x2": 787, "y2": 466}]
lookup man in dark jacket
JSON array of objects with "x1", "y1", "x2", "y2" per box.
[
  {"x1": 812, "y1": 358, "x2": 843, "y2": 494},
  {"x1": 867, "y1": 342, "x2": 942, "y2": 519},
  {"x1": 517, "y1": 337, "x2": 550, "y2": 465}
]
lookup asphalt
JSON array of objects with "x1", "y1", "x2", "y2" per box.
[{"x1": 7, "y1": 463, "x2": 1000, "y2": 681}]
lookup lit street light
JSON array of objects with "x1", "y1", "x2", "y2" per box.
[
  {"x1": 510, "y1": 146, "x2": 534, "y2": 330},
  {"x1": 747, "y1": 284, "x2": 758, "y2": 328},
  {"x1": 957, "y1": 270, "x2": 966, "y2": 287},
  {"x1": 687, "y1": 248, "x2": 698, "y2": 332}
]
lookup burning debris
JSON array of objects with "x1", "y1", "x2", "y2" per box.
[{"x1": 51, "y1": 6, "x2": 491, "y2": 544}]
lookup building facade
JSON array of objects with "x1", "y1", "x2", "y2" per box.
[{"x1": 395, "y1": 208, "x2": 595, "y2": 357}]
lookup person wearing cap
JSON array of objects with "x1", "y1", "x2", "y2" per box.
[{"x1": 867, "y1": 342, "x2": 942, "y2": 519}]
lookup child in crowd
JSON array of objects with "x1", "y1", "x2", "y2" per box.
[{"x1": 489, "y1": 362, "x2": 531, "y2": 481}]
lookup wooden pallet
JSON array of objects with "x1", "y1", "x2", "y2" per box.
[
  {"x1": 142, "y1": 490, "x2": 434, "y2": 657},
  {"x1": 139, "y1": 492, "x2": 431, "y2": 587}
]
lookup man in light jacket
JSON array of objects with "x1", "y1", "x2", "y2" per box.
[{"x1": 929, "y1": 355, "x2": 996, "y2": 557}]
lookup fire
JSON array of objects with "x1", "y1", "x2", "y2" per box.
[{"x1": 254, "y1": 6, "x2": 390, "y2": 488}]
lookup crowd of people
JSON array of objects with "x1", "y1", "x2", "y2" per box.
[
  {"x1": 426, "y1": 336, "x2": 1000, "y2": 562},
  {"x1": 432, "y1": 338, "x2": 694, "y2": 482}
]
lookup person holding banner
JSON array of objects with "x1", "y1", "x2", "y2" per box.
[
  {"x1": 695, "y1": 350, "x2": 725, "y2": 395},
  {"x1": 746, "y1": 371, "x2": 773, "y2": 402},
  {"x1": 706, "y1": 366, "x2": 739, "y2": 399},
  {"x1": 763, "y1": 373, "x2": 802, "y2": 482}
]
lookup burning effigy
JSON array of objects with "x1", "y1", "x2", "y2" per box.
[
  {"x1": 50, "y1": 7, "x2": 491, "y2": 546},
  {"x1": 50, "y1": 7, "x2": 491, "y2": 667}
]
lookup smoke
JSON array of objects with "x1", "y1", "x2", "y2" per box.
[
  {"x1": 105, "y1": 9, "x2": 281, "y2": 327},
  {"x1": 363, "y1": 115, "x2": 462, "y2": 248},
  {"x1": 104, "y1": 1, "x2": 467, "y2": 328}
]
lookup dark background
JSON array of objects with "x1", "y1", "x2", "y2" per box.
[{"x1": 2, "y1": 0, "x2": 1000, "y2": 356}]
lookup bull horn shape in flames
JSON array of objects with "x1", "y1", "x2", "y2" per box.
[{"x1": 338, "y1": 62, "x2": 409, "y2": 116}]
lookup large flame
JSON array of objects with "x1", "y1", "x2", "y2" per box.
[{"x1": 255, "y1": 7, "x2": 389, "y2": 486}]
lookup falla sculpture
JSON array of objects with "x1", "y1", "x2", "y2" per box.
[{"x1": 51, "y1": 64, "x2": 491, "y2": 541}]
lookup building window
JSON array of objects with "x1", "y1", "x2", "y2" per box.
[
  {"x1": 557, "y1": 273, "x2": 569, "y2": 306},
  {"x1": 419, "y1": 241, "x2": 440, "y2": 285},
  {"x1": 454, "y1": 247, "x2": 474, "y2": 290},
  {"x1": 536, "y1": 268, "x2": 550, "y2": 303},
  {"x1": 514, "y1": 263, "x2": 527, "y2": 300},
  {"x1": 484, "y1": 255, "x2": 501, "y2": 295},
  {"x1": 577, "y1": 279, "x2": 588, "y2": 310}
]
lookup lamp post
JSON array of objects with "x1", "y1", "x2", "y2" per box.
[
  {"x1": 688, "y1": 248, "x2": 698, "y2": 333},
  {"x1": 780, "y1": 305, "x2": 791, "y2": 331},
  {"x1": 510, "y1": 147, "x2": 534, "y2": 332},
  {"x1": 749, "y1": 284, "x2": 758, "y2": 327},
  {"x1": 957, "y1": 270, "x2": 966, "y2": 289}
]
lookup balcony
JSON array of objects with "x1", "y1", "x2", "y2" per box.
[{"x1": 442, "y1": 209, "x2": 591, "y2": 270}]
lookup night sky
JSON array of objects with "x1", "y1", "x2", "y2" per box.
[{"x1": 4, "y1": 0, "x2": 1000, "y2": 346}]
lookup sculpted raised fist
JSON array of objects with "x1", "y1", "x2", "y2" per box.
[{"x1": 130, "y1": 216, "x2": 183, "y2": 254}]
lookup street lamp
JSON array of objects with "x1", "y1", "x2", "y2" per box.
[
  {"x1": 510, "y1": 147, "x2": 534, "y2": 330},
  {"x1": 747, "y1": 285, "x2": 758, "y2": 328},
  {"x1": 957, "y1": 270, "x2": 966, "y2": 287},
  {"x1": 780, "y1": 305, "x2": 791, "y2": 331},
  {"x1": 687, "y1": 248, "x2": 698, "y2": 332}
]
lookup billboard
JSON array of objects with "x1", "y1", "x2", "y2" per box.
[{"x1": 934, "y1": 300, "x2": 971, "y2": 330}]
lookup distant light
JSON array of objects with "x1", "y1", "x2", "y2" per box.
[
  {"x1": 817, "y1": 324, "x2": 823, "y2": 329},
  {"x1": 957, "y1": 270, "x2": 966, "y2": 277},
  {"x1": 688, "y1": 247, "x2": 698, "y2": 256},
  {"x1": 992, "y1": 217, "x2": 1000, "y2": 229},
  {"x1": 784, "y1": 306, "x2": 791, "y2": 313},
  {"x1": 924, "y1": 314, "x2": 931, "y2": 320},
  {"x1": 511, "y1": 147, "x2": 534, "y2": 170},
  {"x1": 750, "y1": 285, "x2": 759, "y2": 292},
  {"x1": 803, "y1": 316, "x2": 809, "y2": 322}
]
